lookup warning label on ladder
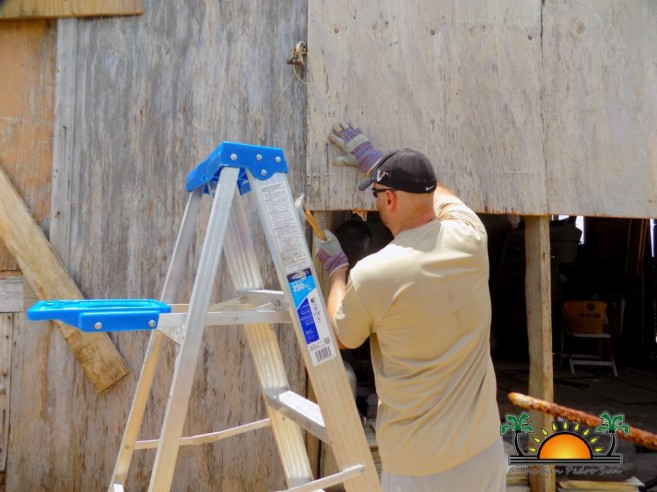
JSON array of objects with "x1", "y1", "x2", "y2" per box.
[
  {"x1": 288, "y1": 269, "x2": 335, "y2": 365},
  {"x1": 260, "y1": 180, "x2": 336, "y2": 366},
  {"x1": 261, "y1": 181, "x2": 309, "y2": 274}
]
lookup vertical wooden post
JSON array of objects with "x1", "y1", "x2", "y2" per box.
[{"x1": 524, "y1": 216, "x2": 555, "y2": 492}]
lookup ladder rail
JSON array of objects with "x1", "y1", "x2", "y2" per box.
[
  {"x1": 248, "y1": 171, "x2": 381, "y2": 491},
  {"x1": 109, "y1": 189, "x2": 203, "y2": 489},
  {"x1": 223, "y1": 190, "x2": 315, "y2": 487},
  {"x1": 148, "y1": 167, "x2": 239, "y2": 491},
  {"x1": 161, "y1": 188, "x2": 204, "y2": 304}
]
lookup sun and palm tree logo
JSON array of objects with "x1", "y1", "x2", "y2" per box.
[
  {"x1": 501, "y1": 412, "x2": 535, "y2": 457},
  {"x1": 501, "y1": 411, "x2": 629, "y2": 465}
]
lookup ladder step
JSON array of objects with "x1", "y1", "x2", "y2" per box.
[
  {"x1": 157, "y1": 308, "x2": 292, "y2": 330},
  {"x1": 237, "y1": 289, "x2": 288, "y2": 309},
  {"x1": 279, "y1": 465, "x2": 365, "y2": 492},
  {"x1": 264, "y1": 390, "x2": 327, "y2": 443},
  {"x1": 157, "y1": 307, "x2": 292, "y2": 344},
  {"x1": 134, "y1": 418, "x2": 271, "y2": 450}
]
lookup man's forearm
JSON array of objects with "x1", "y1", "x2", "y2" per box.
[{"x1": 326, "y1": 266, "x2": 349, "y2": 349}]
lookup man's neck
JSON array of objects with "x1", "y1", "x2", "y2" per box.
[{"x1": 391, "y1": 212, "x2": 436, "y2": 236}]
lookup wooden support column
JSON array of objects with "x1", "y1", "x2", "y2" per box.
[{"x1": 524, "y1": 216, "x2": 555, "y2": 492}]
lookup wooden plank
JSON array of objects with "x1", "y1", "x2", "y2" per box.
[
  {"x1": 0, "y1": 0, "x2": 142, "y2": 19},
  {"x1": 0, "y1": 20, "x2": 56, "y2": 270},
  {"x1": 524, "y1": 216, "x2": 554, "y2": 492},
  {"x1": 0, "y1": 313, "x2": 12, "y2": 481},
  {"x1": 0, "y1": 272, "x2": 23, "y2": 313},
  {"x1": 50, "y1": 18, "x2": 77, "y2": 268},
  {"x1": 6, "y1": 300, "x2": 91, "y2": 491},
  {"x1": 0, "y1": 162, "x2": 129, "y2": 391},
  {"x1": 308, "y1": 1, "x2": 657, "y2": 218},
  {"x1": 20, "y1": 1, "x2": 309, "y2": 490},
  {"x1": 447, "y1": 2, "x2": 545, "y2": 215},
  {"x1": 542, "y1": 0, "x2": 657, "y2": 218},
  {"x1": 307, "y1": 1, "x2": 546, "y2": 214}
]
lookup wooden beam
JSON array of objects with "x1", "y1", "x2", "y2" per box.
[
  {"x1": 0, "y1": 162, "x2": 129, "y2": 392},
  {"x1": 0, "y1": 0, "x2": 143, "y2": 19},
  {"x1": 524, "y1": 216, "x2": 554, "y2": 492}
]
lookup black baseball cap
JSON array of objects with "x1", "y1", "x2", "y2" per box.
[{"x1": 358, "y1": 148, "x2": 437, "y2": 194}]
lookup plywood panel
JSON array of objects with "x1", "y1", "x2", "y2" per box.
[
  {"x1": 8, "y1": 298, "x2": 91, "y2": 490},
  {"x1": 0, "y1": 0, "x2": 142, "y2": 19},
  {"x1": 0, "y1": 273, "x2": 23, "y2": 313},
  {"x1": 307, "y1": 0, "x2": 545, "y2": 213},
  {"x1": 6, "y1": 1, "x2": 309, "y2": 490},
  {"x1": 308, "y1": 1, "x2": 657, "y2": 218},
  {"x1": 0, "y1": 313, "x2": 12, "y2": 480},
  {"x1": 0, "y1": 20, "x2": 55, "y2": 270},
  {"x1": 543, "y1": 0, "x2": 657, "y2": 218}
]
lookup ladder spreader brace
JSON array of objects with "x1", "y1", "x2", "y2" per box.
[{"x1": 28, "y1": 141, "x2": 381, "y2": 492}]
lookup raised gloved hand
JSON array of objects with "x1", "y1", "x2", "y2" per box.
[
  {"x1": 328, "y1": 122, "x2": 383, "y2": 175},
  {"x1": 315, "y1": 230, "x2": 349, "y2": 277}
]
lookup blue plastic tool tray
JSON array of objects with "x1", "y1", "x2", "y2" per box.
[{"x1": 27, "y1": 299, "x2": 171, "y2": 333}]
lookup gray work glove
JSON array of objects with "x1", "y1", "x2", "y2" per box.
[
  {"x1": 328, "y1": 122, "x2": 383, "y2": 175},
  {"x1": 315, "y1": 230, "x2": 349, "y2": 277}
]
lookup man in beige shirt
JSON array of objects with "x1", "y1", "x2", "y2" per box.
[{"x1": 315, "y1": 124, "x2": 505, "y2": 491}]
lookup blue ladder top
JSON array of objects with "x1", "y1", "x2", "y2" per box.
[
  {"x1": 27, "y1": 299, "x2": 171, "y2": 333},
  {"x1": 186, "y1": 142, "x2": 288, "y2": 194}
]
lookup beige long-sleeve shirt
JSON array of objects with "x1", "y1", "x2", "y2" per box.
[{"x1": 334, "y1": 195, "x2": 500, "y2": 475}]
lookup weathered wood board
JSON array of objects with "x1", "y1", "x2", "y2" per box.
[
  {"x1": 0, "y1": 313, "x2": 12, "y2": 481},
  {"x1": 307, "y1": 1, "x2": 657, "y2": 218},
  {"x1": 0, "y1": 20, "x2": 56, "y2": 271},
  {"x1": 543, "y1": 0, "x2": 657, "y2": 218},
  {"x1": 0, "y1": 273, "x2": 22, "y2": 313},
  {"x1": 0, "y1": 0, "x2": 142, "y2": 19},
  {"x1": 6, "y1": 0, "x2": 309, "y2": 490},
  {"x1": 307, "y1": 0, "x2": 545, "y2": 213}
]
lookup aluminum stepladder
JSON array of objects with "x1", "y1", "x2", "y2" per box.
[{"x1": 30, "y1": 142, "x2": 380, "y2": 491}]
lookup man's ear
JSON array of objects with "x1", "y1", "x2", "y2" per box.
[{"x1": 386, "y1": 190, "x2": 396, "y2": 209}]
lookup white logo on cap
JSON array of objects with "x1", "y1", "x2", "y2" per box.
[
  {"x1": 376, "y1": 169, "x2": 388, "y2": 182},
  {"x1": 426, "y1": 185, "x2": 435, "y2": 191}
]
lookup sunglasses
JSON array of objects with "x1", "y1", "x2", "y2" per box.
[{"x1": 372, "y1": 187, "x2": 395, "y2": 198}]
